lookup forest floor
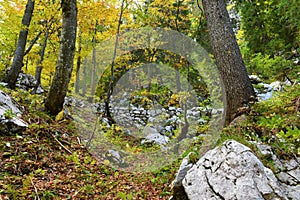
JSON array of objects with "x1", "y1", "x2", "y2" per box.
[
  {"x1": 0, "y1": 87, "x2": 179, "y2": 200},
  {"x1": 0, "y1": 84, "x2": 299, "y2": 200}
]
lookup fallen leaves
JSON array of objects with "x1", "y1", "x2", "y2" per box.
[{"x1": 0, "y1": 121, "x2": 175, "y2": 199}]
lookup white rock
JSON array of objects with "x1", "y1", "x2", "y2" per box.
[
  {"x1": 141, "y1": 126, "x2": 169, "y2": 145},
  {"x1": 270, "y1": 81, "x2": 282, "y2": 91},
  {"x1": 249, "y1": 75, "x2": 262, "y2": 83},
  {"x1": 173, "y1": 140, "x2": 288, "y2": 200}
]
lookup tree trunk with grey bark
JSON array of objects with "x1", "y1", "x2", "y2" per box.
[
  {"x1": 4, "y1": 0, "x2": 34, "y2": 89},
  {"x1": 45, "y1": 0, "x2": 77, "y2": 115},
  {"x1": 32, "y1": 31, "x2": 49, "y2": 94},
  {"x1": 202, "y1": 0, "x2": 255, "y2": 124},
  {"x1": 105, "y1": 0, "x2": 125, "y2": 121},
  {"x1": 75, "y1": 31, "x2": 82, "y2": 94}
]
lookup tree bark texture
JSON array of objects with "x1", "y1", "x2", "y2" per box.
[
  {"x1": 202, "y1": 0, "x2": 255, "y2": 124},
  {"x1": 45, "y1": 0, "x2": 77, "y2": 115},
  {"x1": 4, "y1": 0, "x2": 34, "y2": 88}
]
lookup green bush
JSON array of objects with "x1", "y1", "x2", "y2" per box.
[{"x1": 247, "y1": 53, "x2": 294, "y2": 80}]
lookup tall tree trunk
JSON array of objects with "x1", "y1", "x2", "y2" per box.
[
  {"x1": 4, "y1": 0, "x2": 34, "y2": 89},
  {"x1": 82, "y1": 57, "x2": 87, "y2": 97},
  {"x1": 75, "y1": 31, "x2": 82, "y2": 94},
  {"x1": 32, "y1": 31, "x2": 49, "y2": 94},
  {"x1": 89, "y1": 37, "x2": 97, "y2": 102},
  {"x1": 45, "y1": 0, "x2": 77, "y2": 115},
  {"x1": 105, "y1": 0, "x2": 125, "y2": 120},
  {"x1": 89, "y1": 21, "x2": 98, "y2": 102},
  {"x1": 202, "y1": 0, "x2": 255, "y2": 124}
]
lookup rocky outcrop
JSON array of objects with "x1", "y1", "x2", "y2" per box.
[
  {"x1": 16, "y1": 72, "x2": 44, "y2": 94},
  {"x1": 0, "y1": 90, "x2": 28, "y2": 134},
  {"x1": 255, "y1": 143, "x2": 300, "y2": 200},
  {"x1": 249, "y1": 74, "x2": 296, "y2": 101},
  {"x1": 171, "y1": 140, "x2": 300, "y2": 200}
]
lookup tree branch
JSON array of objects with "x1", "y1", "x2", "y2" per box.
[{"x1": 24, "y1": 31, "x2": 42, "y2": 56}]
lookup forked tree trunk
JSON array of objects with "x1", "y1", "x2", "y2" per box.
[
  {"x1": 4, "y1": 0, "x2": 34, "y2": 89},
  {"x1": 45, "y1": 0, "x2": 77, "y2": 115},
  {"x1": 202, "y1": 0, "x2": 255, "y2": 124}
]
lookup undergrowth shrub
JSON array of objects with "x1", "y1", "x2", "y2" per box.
[{"x1": 246, "y1": 53, "x2": 295, "y2": 81}]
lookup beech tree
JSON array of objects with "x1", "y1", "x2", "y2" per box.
[
  {"x1": 45, "y1": 0, "x2": 77, "y2": 115},
  {"x1": 4, "y1": 0, "x2": 34, "y2": 89},
  {"x1": 202, "y1": 0, "x2": 255, "y2": 124}
]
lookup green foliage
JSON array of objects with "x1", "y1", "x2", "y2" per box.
[
  {"x1": 235, "y1": 0, "x2": 300, "y2": 55},
  {"x1": 66, "y1": 152, "x2": 81, "y2": 165},
  {"x1": 1, "y1": 0, "x2": 299, "y2": 199},
  {"x1": 41, "y1": 190, "x2": 59, "y2": 199},
  {"x1": 221, "y1": 84, "x2": 300, "y2": 160},
  {"x1": 246, "y1": 53, "x2": 296, "y2": 81},
  {"x1": 132, "y1": 0, "x2": 193, "y2": 34},
  {"x1": 278, "y1": 127, "x2": 300, "y2": 145},
  {"x1": 118, "y1": 191, "x2": 133, "y2": 200},
  {"x1": 3, "y1": 109, "x2": 16, "y2": 119}
]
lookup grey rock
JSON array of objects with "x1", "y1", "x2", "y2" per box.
[
  {"x1": 106, "y1": 150, "x2": 127, "y2": 167},
  {"x1": 16, "y1": 73, "x2": 44, "y2": 93},
  {"x1": 165, "y1": 125, "x2": 173, "y2": 132},
  {"x1": 173, "y1": 140, "x2": 288, "y2": 200},
  {"x1": 63, "y1": 107, "x2": 74, "y2": 120},
  {"x1": 107, "y1": 150, "x2": 122, "y2": 163},
  {"x1": 0, "y1": 82, "x2": 8, "y2": 87},
  {"x1": 283, "y1": 79, "x2": 292, "y2": 87},
  {"x1": 257, "y1": 143, "x2": 277, "y2": 160},
  {"x1": 148, "y1": 116, "x2": 156, "y2": 123},
  {"x1": 254, "y1": 142, "x2": 300, "y2": 199},
  {"x1": 141, "y1": 126, "x2": 169, "y2": 145},
  {"x1": 154, "y1": 125, "x2": 165, "y2": 134},
  {"x1": 275, "y1": 159, "x2": 300, "y2": 199},
  {"x1": 16, "y1": 73, "x2": 37, "y2": 89},
  {"x1": 0, "y1": 91, "x2": 22, "y2": 116},
  {"x1": 255, "y1": 81, "x2": 287, "y2": 101},
  {"x1": 211, "y1": 108, "x2": 224, "y2": 115},
  {"x1": 169, "y1": 106, "x2": 176, "y2": 111},
  {"x1": 171, "y1": 152, "x2": 194, "y2": 200},
  {"x1": 258, "y1": 83, "x2": 273, "y2": 92},
  {"x1": 249, "y1": 75, "x2": 262, "y2": 84},
  {"x1": 0, "y1": 90, "x2": 28, "y2": 134},
  {"x1": 35, "y1": 85, "x2": 44, "y2": 94},
  {"x1": 64, "y1": 96, "x2": 76, "y2": 107},
  {"x1": 0, "y1": 117, "x2": 28, "y2": 133},
  {"x1": 270, "y1": 81, "x2": 282, "y2": 91},
  {"x1": 166, "y1": 115, "x2": 179, "y2": 124},
  {"x1": 197, "y1": 118, "x2": 207, "y2": 124},
  {"x1": 229, "y1": 114, "x2": 247, "y2": 127},
  {"x1": 257, "y1": 91, "x2": 273, "y2": 101},
  {"x1": 176, "y1": 107, "x2": 183, "y2": 113},
  {"x1": 172, "y1": 152, "x2": 194, "y2": 187}
]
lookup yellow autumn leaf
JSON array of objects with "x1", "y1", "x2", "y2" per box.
[
  {"x1": 55, "y1": 110, "x2": 64, "y2": 121},
  {"x1": 115, "y1": 126, "x2": 122, "y2": 132},
  {"x1": 103, "y1": 159, "x2": 110, "y2": 165}
]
